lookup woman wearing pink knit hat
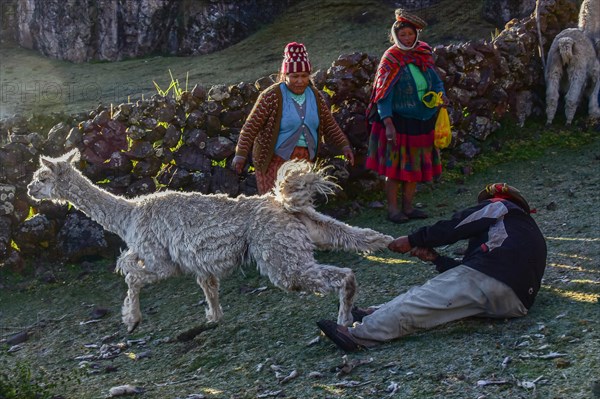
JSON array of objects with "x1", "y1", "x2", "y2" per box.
[{"x1": 233, "y1": 42, "x2": 354, "y2": 194}]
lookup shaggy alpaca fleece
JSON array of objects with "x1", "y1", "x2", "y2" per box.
[
  {"x1": 578, "y1": 0, "x2": 600, "y2": 54},
  {"x1": 28, "y1": 150, "x2": 393, "y2": 332},
  {"x1": 545, "y1": 28, "x2": 600, "y2": 125}
]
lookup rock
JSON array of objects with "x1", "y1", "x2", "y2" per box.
[
  {"x1": 210, "y1": 167, "x2": 239, "y2": 197},
  {"x1": 205, "y1": 137, "x2": 235, "y2": 160},
  {"x1": 0, "y1": 215, "x2": 12, "y2": 260},
  {"x1": 0, "y1": 184, "x2": 16, "y2": 216},
  {"x1": 208, "y1": 84, "x2": 230, "y2": 102},
  {"x1": 57, "y1": 212, "x2": 109, "y2": 261},
  {"x1": 132, "y1": 156, "x2": 162, "y2": 178},
  {"x1": 44, "y1": 122, "x2": 71, "y2": 156},
  {"x1": 126, "y1": 177, "x2": 156, "y2": 197},
  {"x1": 174, "y1": 145, "x2": 212, "y2": 172},
  {"x1": 162, "y1": 125, "x2": 182, "y2": 148},
  {"x1": 6, "y1": 331, "x2": 29, "y2": 345},
  {"x1": 157, "y1": 165, "x2": 191, "y2": 189},
  {"x1": 255, "y1": 76, "x2": 275, "y2": 91},
  {"x1": 183, "y1": 128, "x2": 208, "y2": 149},
  {"x1": 13, "y1": 214, "x2": 58, "y2": 257},
  {"x1": 126, "y1": 141, "x2": 154, "y2": 159}
]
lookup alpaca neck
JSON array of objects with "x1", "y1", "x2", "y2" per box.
[{"x1": 58, "y1": 166, "x2": 133, "y2": 237}]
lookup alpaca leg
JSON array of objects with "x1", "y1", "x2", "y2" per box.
[
  {"x1": 564, "y1": 76, "x2": 586, "y2": 125},
  {"x1": 586, "y1": 66, "x2": 600, "y2": 119},
  {"x1": 117, "y1": 251, "x2": 171, "y2": 332},
  {"x1": 116, "y1": 251, "x2": 145, "y2": 332},
  {"x1": 123, "y1": 272, "x2": 144, "y2": 333},
  {"x1": 545, "y1": 69, "x2": 562, "y2": 125},
  {"x1": 273, "y1": 262, "x2": 357, "y2": 326},
  {"x1": 197, "y1": 275, "x2": 223, "y2": 323},
  {"x1": 297, "y1": 212, "x2": 393, "y2": 252}
]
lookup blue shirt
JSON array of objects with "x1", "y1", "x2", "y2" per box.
[{"x1": 276, "y1": 83, "x2": 319, "y2": 155}]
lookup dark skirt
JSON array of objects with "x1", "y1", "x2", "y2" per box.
[{"x1": 365, "y1": 114, "x2": 442, "y2": 182}]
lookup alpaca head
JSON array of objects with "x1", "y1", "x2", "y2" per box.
[
  {"x1": 28, "y1": 149, "x2": 81, "y2": 202},
  {"x1": 273, "y1": 160, "x2": 339, "y2": 210}
]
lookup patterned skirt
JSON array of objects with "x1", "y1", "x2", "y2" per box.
[
  {"x1": 365, "y1": 114, "x2": 442, "y2": 182},
  {"x1": 255, "y1": 146, "x2": 310, "y2": 194}
]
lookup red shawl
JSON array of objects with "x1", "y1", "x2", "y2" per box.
[{"x1": 366, "y1": 42, "x2": 435, "y2": 119}]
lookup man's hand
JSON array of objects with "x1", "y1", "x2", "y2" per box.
[
  {"x1": 410, "y1": 247, "x2": 439, "y2": 262},
  {"x1": 388, "y1": 236, "x2": 411, "y2": 253}
]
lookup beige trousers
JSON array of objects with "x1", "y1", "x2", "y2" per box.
[{"x1": 350, "y1": 265, "x2": 527, "y2": 342}]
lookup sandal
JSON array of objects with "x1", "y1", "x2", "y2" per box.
[
  {"x1": 387, "y1": 211, "x2": 409, "y2": 224},
  {"x1": 404, "y1": 209, "x2": 428, "y2": 219}
]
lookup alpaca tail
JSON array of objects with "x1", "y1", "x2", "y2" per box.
[
  {"x1": 558, "y1": 37, "x2": 574, "y2": 66},
  {"x1": 273, "y1": 160, "x2": 339, "y2": 212}
]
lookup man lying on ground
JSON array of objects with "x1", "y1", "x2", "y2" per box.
[{"x1": 317, "y1": 183, "x2": 547, "y2": 352}]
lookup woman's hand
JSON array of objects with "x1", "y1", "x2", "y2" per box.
[
  {"x1": 383, "y1": 117, "x2": 397, "y2": 147},
  {"x1": 232, "y1": 155, "x2": 246, "y2": 174},
  {"x1": 441, "y1": 94, "x2": 449, "y2": 107},
  {"x1": 342, "y1": 146, "x2": 355, "y2": 166}
]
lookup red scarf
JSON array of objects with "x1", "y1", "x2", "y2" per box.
[{"x1": 366, "y1": 43, "x2": 435, "y2": 119}]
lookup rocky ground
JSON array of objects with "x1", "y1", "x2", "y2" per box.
[{"x1": 1, "y1": 128, "x2": 598, "y2": 399}]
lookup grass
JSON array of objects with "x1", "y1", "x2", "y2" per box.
[{"x1": 1, "y1": 128, "x2": 598, "y2": 399}]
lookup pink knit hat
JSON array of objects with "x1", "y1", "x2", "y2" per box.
[{"x1": 281, "y1": 42, "x2": 312, "y2": 74}]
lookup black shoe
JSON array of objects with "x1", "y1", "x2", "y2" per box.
[
  {"x1": 387, "y1": 211, "x2": 409, "y2": 224},
  {"x1": 316, "y1": 319, "x2": 363, "y2": 352},
  {"x1": 351, "y1": 306, "x2": 376, "y2": 323},
  {"x1": 404, "y1": 209, "x2": 428, "y2": 219}
]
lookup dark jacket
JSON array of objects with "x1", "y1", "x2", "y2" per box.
[{"x1": 408, "y1": 199, "x2": 547, "y2": 309}]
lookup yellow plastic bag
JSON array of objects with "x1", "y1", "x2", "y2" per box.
[
  {"x1": 434, "y1": 107, "x2": 451, "y2": 149},
  {"x1": 422, "y1": 91, "x2": 451, "y2": 149}
]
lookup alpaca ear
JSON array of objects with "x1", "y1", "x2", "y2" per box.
[{"x1": 40, "y1": 157, "x2": 56, "y2": 171}]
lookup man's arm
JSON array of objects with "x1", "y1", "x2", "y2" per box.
[{"x1": 408, "y1": 201, "x2": 508, "y2": 248}]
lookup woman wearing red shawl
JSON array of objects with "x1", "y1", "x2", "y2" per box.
[{"x1": 365, "y1": 9, "x2": 447, "y2": 223}]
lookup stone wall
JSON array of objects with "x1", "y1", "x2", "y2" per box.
[{"x1": 0, "y1": 0, "x2": 581, "y2": 269}]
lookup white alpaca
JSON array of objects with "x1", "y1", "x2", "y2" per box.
[
  {"x1": 578, "y1": 0, "x2": 600, "y2": 55},
  {"x1": 27, "y1": 150, "x2": 393, "y2": 332},
  {"x1": 545, "y1": 28, "x2": 600, "y2": 125}
]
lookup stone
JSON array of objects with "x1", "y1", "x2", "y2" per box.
[
  {"x1": 208, "y1": 84, "x2": 230, "y2": 102},
  {"x1": 174, "y1": 145, "x2": 212, "y2": 172},
  {"x1": 0, "y1": 184, "x2": 16, "y2": 216},
  {"x1": 13, "y1": 214, "x2": 58, "y2": 257},
  {"x1": 205, "y1": 137, "x2": 235, "y2": 160},
  {"x1": 57, "y1": 212, "x2": 108, "y2": 261},
  {"x1": 163, "y1": 125, "x2": 182, "y2": 149},
  {"x1": 0, "y1": 215, "x2": 12, "y2": 259},
  {"x1": 210, "y1": 167, "x2": 239, "y2": 197},
  {"x1": 126, "y1": 177, "x2": 156, "y2": 197}
]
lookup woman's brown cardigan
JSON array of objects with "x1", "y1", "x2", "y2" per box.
[{"x1": 235, "y1": 83, "x2": 351, "y2": 173}]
